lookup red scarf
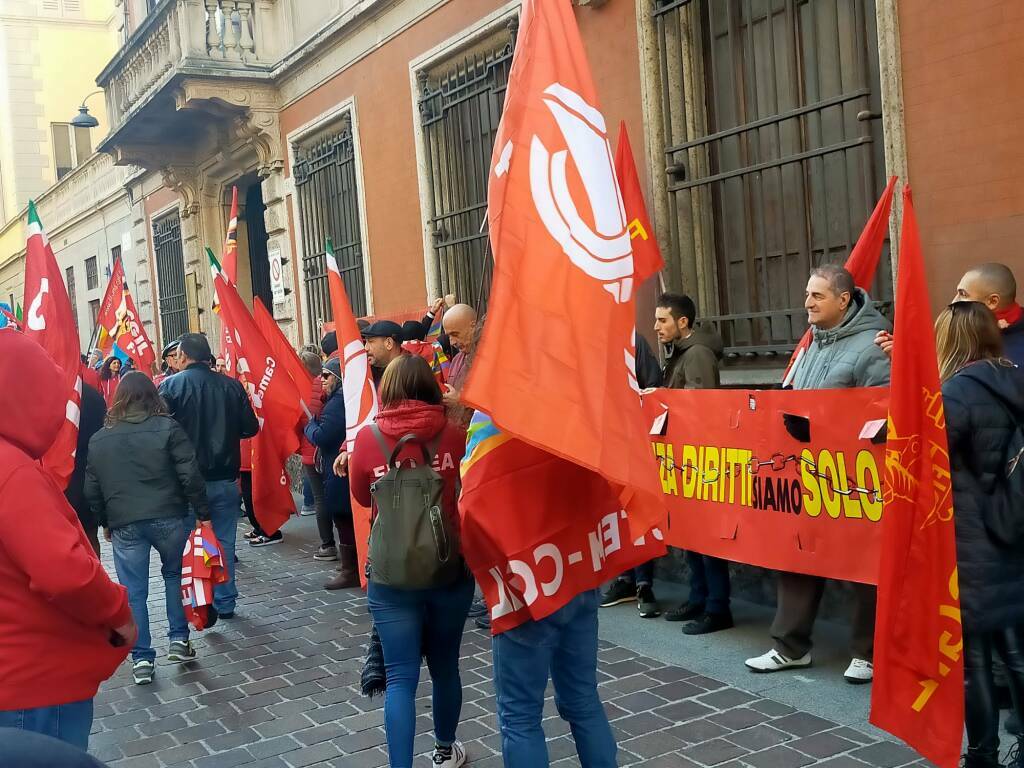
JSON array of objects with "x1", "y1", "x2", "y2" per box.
[{"x1": 996, "y1": 302, "x2": 1023, "y2": 330}]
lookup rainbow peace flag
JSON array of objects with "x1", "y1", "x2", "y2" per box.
[
  {"x1": 427, "y1": 309, "x2": 444, "y2": 340},
  {"x1": 461, "y1": 410, "x2": 512, "y2": 479}
]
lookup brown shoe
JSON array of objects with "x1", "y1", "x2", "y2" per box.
[{"x1": 323, "y1": 545, "x2": 360, "y2": 590}]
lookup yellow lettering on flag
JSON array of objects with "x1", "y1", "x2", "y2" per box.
[{"x1": 628, "y1": 218, "x2": 649, "y2": 242}]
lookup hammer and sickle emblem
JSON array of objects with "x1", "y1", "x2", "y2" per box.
[{"x1": 529, "y1": 84, "x2": 634, "y2": 304}]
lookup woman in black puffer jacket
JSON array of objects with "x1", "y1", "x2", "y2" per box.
[{"x1": 937, "y1": 301, "x2": 1024, "y2": 768}]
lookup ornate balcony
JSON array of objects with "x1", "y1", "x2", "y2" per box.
[{"x1": 97, "y1": 0, "x2": 284, "y2": 172}]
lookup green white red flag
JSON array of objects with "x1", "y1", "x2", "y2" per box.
[
  {"x1": 870, "y1": 185, "x2": 963, "y2": 767},
  {"x1": 22, "y1": 200, "x2": 80, "y2": 488},
  {"x1": 325, "y1": 237, "x2": 377, "y2": 452}
]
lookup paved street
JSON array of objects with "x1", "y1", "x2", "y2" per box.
[{"x1": 90, "y1": 514, "x2": 936, "y2": 768}]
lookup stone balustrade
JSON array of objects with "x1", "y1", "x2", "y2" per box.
[{"x1": 98, "y1": 0, "x2": 272, "y2": 132}]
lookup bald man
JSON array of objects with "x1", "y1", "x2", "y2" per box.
[
  {"x1": 876, "y1": 262, "x2": 1023, "y2": 367},
  {"x1": 441, "y1": 303, "x2": 478, "y2": 427}
]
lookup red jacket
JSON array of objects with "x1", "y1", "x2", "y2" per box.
[
  {"x1": 99, "y1": 375, "x2": 118, "y2": 408},
  {"x1": 0, "y1": 331, "x2": 131, "y2": 710},
  {"x1": 299, "y1": 377, "x2": 324, "y2": 466},
  {"x1": 350, "y1": 401, "x2": 466, "y2": 536}
]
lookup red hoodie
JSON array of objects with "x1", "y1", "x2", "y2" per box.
[
  {"x1": 0, "y1": 330, "x2": 131, "y2": 710},
  {"x1": 349, "y1": 401, "x2": 466, "y2": 536}
]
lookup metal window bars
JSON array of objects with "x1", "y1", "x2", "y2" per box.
[{"x1": 152, "y1": 210, "x2": 189, "y2": 344}]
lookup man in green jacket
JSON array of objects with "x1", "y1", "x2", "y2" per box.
[{"x1": 746, "y1": 264, "x2": 891, "y2": 684}]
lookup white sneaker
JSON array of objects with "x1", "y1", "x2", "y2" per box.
[
  {"x1": 299, "y1": 506, "x2": 316, "y2": 517},
  {"x1": 431, "y1": 740, "x2": 467, "y2": 767},
  {"x1": 745, "y1": 649, "x2": 812, "y2": 673},
  {"x1": 844, "y1": 658, "x2": 873, "y2": 684}
]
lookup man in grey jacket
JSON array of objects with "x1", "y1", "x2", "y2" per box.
[{"x1": 746, "y1": 265, "x2": 890, "y2": 684}]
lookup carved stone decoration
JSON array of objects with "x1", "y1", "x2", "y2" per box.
[
  {"x1": 160, "y1": 165, "x2": 204, "y2": 218},
  {"x1": 233, "y1": 110, "x2": 284, "y2": 176}
]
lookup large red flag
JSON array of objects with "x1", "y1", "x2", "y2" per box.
[
  {"x1": 95, "y1": 258, "x2": 156, "y2": 375},
  {"x1": 463, "y1": 0, "x2": 661, "y2": 533},
  {"x1": 784, "y1": 176, "x2": 898, "y2": 387},
  {"x1": 325, "y1": 237, "x2": 378, "y2": 452},
  {"x1": 870, "y1": 186, "x2": 963, "y2": 767},
  {"x1": 252, "y1": 298, "x2": 313, "y2": 404},
  {"x1": 215, "y1": 271, "x2": 300, "y2": 536},
  {"x1": 22, "y1": 200, "x2": 80, "y2": 488},
  {"x1": 615, "y1": 122, "x2": 663, "y2": 285}
]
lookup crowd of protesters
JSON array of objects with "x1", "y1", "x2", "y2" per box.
[{"x1": 0, "y1": 262, "x2": 1022, "y2": 768}]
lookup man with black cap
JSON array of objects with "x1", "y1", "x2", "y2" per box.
[
  {"x1": 154, "y1": 339, "x2": 181, "y2": 386},
  {"x1": 362, "y1": 320, "x2": 406, "y2": 385},
  {"x1": 159, "y1": 333, "x2": 259, "y2": 618}
]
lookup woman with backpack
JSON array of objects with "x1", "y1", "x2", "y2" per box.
[
  {"x1": 936, "y1": 300, "x2": 1024, "y2": 768},
  {"x1": 84, "y1": 372, "x2": 209, "y2": 686},
  {"x1": 349, "y1": 354, "x2": 473, "y2": 768}
]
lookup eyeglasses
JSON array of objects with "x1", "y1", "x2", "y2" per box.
[{"x1": 320, "y1": 372, "x2": 333, "y2": 380}]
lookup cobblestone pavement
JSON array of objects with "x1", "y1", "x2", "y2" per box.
[{"x1": 90, "y1": 516, "x2": 936, "y2": 768}]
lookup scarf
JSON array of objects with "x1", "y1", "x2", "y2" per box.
[{"x1": 995, "y1": 302, "x2": 1023, "y2": 330}]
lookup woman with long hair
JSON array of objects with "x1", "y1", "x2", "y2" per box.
[
  {"x1": 98, "y1": 356, "x2": 123, "y2": 407},
  {"x1": 936, "y1": 301, "x2": 1024, "y2": 768},
  {"x1": 84, "y1": 372, "x2": 210, "y2": 686},
  {"x1": 348, "y1": 355, "x2": 473, "y2": 768}
]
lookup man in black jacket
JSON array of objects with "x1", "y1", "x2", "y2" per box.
[
  {"x1": 159, "y1": 333, "x2": 259, "y2": 618},
  {"x1": 65, "y1": 381, "x2": 106, "y2": 555}
]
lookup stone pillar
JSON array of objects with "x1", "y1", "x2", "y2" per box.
[{"x1": 260, "y1": 167, "x2": 300, "y2": 346}]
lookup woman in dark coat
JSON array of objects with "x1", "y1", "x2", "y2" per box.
[
  {"x1": 936, "y1": 301, "x2": 1024, "y2": 768},
  {"x1": 85, "y1": 372, "x2": 209, "y2": 687},
  {"x1": 303, "y1": 357, "x2": 358, "y2": 591}
]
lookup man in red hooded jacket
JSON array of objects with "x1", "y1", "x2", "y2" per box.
[{"x1": 0, "y1": 329, "x2": 137, "y2": 751}]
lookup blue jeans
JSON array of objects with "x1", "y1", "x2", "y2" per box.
[
  {"x1": 0, "y1": 699, "x2": 94, "y2": 751},
  {"x1": 111, "y1": 517, "x2": 190, "y2": 662},
  {"x1": 367, "y1": 575, "x2": 475, "y2": 768},
  {"x1": 687, "y1": 551, "x2": 731, "y2": 615},
  {"x1": 206, "y1": 479, "x2": 241, "y2": 614},
  {"x1": 492, "y1": 590, "x2": 617, "y2": 768},
  {"x1": 302, "y1": 474, "x2": 314, "y2": 508},
  {"x1": 618, "y1": 560, "x2": 654, "y2": 587}
]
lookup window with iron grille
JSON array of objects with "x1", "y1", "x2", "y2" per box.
[
  {"x1": 293, "y1": 118, "x2": 367, "y2": 341},
  {"x1": 417, "y1": 19, "x2": 516, "y2": 314},
  {"x1": 111, "y1": 244, "x2": 122, "y2": 266},
  {"x1": 152, "y1": 211, "x2": 188, "y2": 344},
  {"x1": 651, "y1": 0, "x2": 889, "y2": 362},
  {"x1": 65, "y1": 266, "x2": 78, "y2": 329},
  {"x1": 89, "y1": 298, "x2": 100, "y2": 334},
  {"x1": 85, "y1": 256, "x2": 98, "y2": 290}
]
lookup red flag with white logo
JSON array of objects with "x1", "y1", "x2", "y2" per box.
[
  {"x1": 463, "y1": 0, "x2": 661, "y2": 533},
  {"x1": 869, "y1": 186, "x2": 963, "y2": 767},
  {"x1": 95, "y1": 258, "x2": 156, "y2": 375},
  {"x1": 253, "y1": 297, "x2": 313, "y2": 405},
  {"x1": 22, "y1": 200, "x2": 80, "y2": 488},
  {"x1": 325, "y1": 237, "x2": 378, "y2": 452},
  {"x1": 215, "y1": 271, "x2": 300, "y2": 536}
]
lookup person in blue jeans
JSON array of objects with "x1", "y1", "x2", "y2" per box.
[
  {"x1": 348, "y1": 355, "x2": 473, "y2": 767},
  {"x1": 86, "y1": 372, "x2": 210, "y2": 685},
  {"x1": 492, "y1": 589, "x2": 617, "y2": 768},
  {"x1": 160, "y1": 333, "x2": 259, "y2": 619},
  {"x1": 0, "y1": 725, "x2": 109, "y2": 767}
]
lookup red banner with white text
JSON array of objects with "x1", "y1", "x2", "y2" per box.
[{"x1": 645, "y1": 386, "x2": 889, "y2": 585}]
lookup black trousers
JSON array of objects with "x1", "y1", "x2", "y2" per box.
[
  {"x1": 239, "y1": 471, "x2": 267, "y2": 538},
  {"x1": 964, "y1": 625, "x2": 1024, "y2": 757}
]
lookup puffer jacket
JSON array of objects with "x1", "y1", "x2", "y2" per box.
[
  {"x1": 943, "y1": 358, "x2": 1024, "y2": 633},
  {"x1": 85, "y1": 408, "x2": 209, "y2": 529},
  {"x1": 304, "y1": 384, "x2": 351, "y2": 517},
  {"x1": 300, "y1": 376, "x2": 324, "y2": 466},
  {"x1": 159, "y1": 362, "x2": 259, "y2": 481},
  {"x1": 662, "y1": 328, "x2": 724, "y2": 389},
  {"x1": 791, "y1": 288, "x2": 892, "y2": 390}
]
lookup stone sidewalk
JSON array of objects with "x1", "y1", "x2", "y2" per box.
[{"x1": 89, "y1": 515, "x2": 935, "y2": 768}]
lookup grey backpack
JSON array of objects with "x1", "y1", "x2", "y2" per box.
[{"x1": 366, "y1": 426, "x2": 461, "y2": 589}]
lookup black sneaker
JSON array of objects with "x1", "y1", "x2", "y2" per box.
[
  {"x1": 475, "y1": 614, "x2": 491, "y2": 631},
  {"x1": 250, "y1": 533, "x2": 283, "y2": 547},
  {"x1": 683, "y1": 612, "x2": 734, "y2": 635},
  {"x1": 637, "y1": 585, "x2": 661, "y2": 618},
  {"x1": 467, "y1": 598, "x2": 488, "y2": 618},
  {"x1": 600, "y1": 579, "x2": 637, "y2": 607},
  {"x1": 664, "y1": 602, "x2": 705, "y2": 622}
]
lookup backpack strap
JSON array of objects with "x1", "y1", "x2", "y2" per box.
[{"x1": 371, "y1": 425, "x2": 444, "y2": 469}]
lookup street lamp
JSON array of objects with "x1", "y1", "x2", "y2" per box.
[{"x1": 70, "y1": 90, "x2": 104, "y2": 128}]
